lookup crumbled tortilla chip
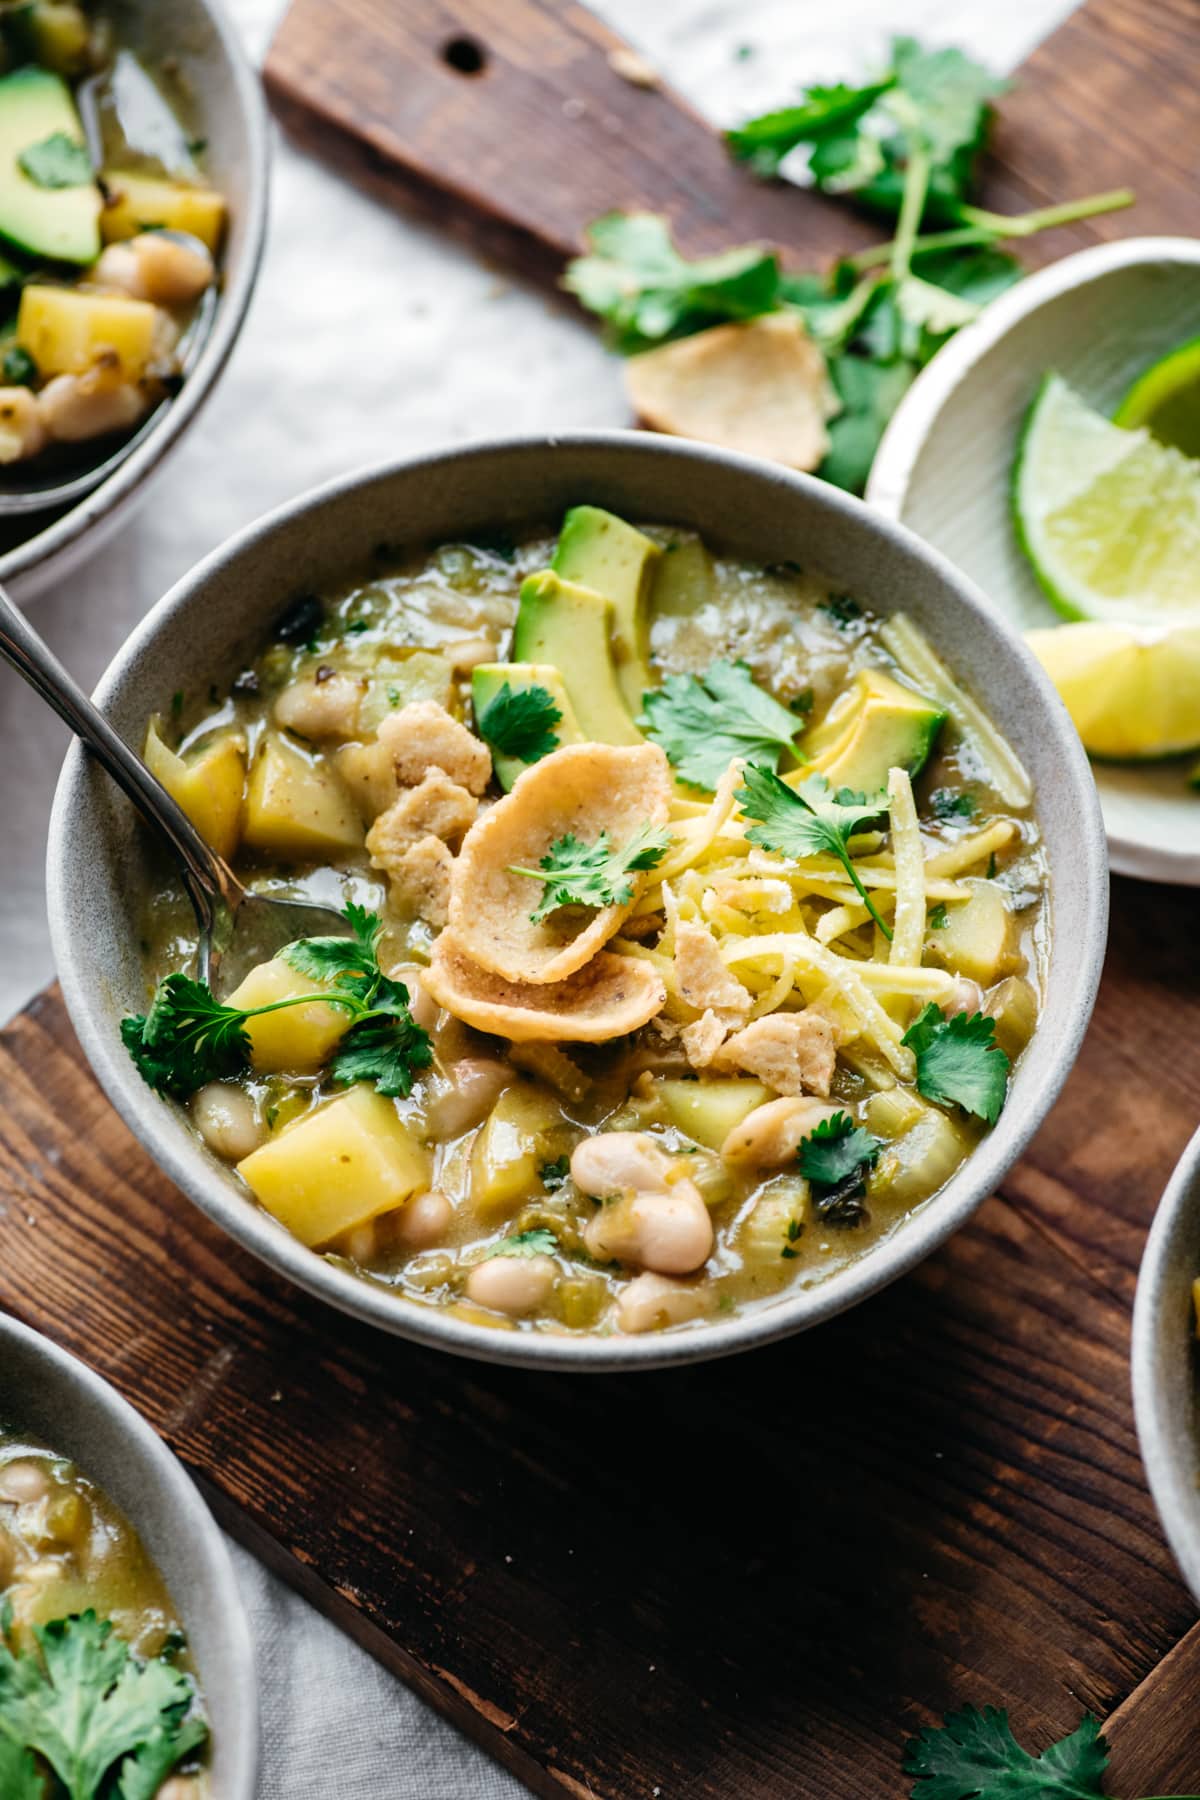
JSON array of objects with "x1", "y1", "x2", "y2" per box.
[
  {"x1": 447, "y1": 742, "x2": 673, "y2": 986},
  {"x1": 423, "y1": 936, "x2": 667, "y2": 1043},
  {"x1": 624, "y1": 312, "x2": 839, "y2": 471}
]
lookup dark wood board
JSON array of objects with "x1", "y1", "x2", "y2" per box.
[
  {"x1": 262, "y1": 0, "x2": 1197, "y2": 302},
  {"x1": 1, "y1": 871, "x2": 1199, "y2": 1797}
]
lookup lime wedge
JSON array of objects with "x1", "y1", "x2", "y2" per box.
[
  {"x1": 1013, "y1": 374, "x2": 1200, "y2": 624},
  {"x1": 1115, "y1": 335, "x2": 1200, "y2": 457},
  {"x1": 1026, "y1": 620, "x2": 1200, "y2": 758}
]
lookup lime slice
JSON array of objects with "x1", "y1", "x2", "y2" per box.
[
  {"x1": 1115, "y1": 335, "x2": 1200, "y2": 457},
  {"x1": 1026, "y1": 620, "x2": 1200, "y2": 758},
  {"x1": 1013, "y1": 374, "x2": 1200, "y2": 624}
]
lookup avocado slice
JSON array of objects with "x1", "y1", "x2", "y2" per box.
[
  {"x1": 0, "y1": 67, "x2": 100, "y2": 264},
  {"x1": 512, "y1": 570, "x2": 643, "y2": 747},
  {"x1": 800, "y1": 669, "x2": 946, "y2": 795},
  {"x1": 650, "y1": 534, "x2": 714, "y2": 617},
  {"x1": 552, "y1": 505, "x2": 661, "y2": 714},
  {"x1": 471, "y1": 661, "x2": 584, "y2": 792}
]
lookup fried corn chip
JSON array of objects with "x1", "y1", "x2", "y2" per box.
[{"x1": 424, "y1": 936, "x2": 667, "y2": 1042}]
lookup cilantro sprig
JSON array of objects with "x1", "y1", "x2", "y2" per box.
[
  {"x1": 903, "y1": 1702, "x2": 1200, "y2": 1800},
  {"x1": 121, "y1": 904, "x2": 432, "y2": 1102},
  {"x1": 485, "y1": 1228, "x2": 559, "y2": 1260},
  {"x1": 902, "y1": 1003, "x2": 1010, "y2": 1123},
  {"x1": 563, "y1": 212, "x2": 779, "y2": 355},
  {"x1": 567, "y1": 38, "x2": 1132, "y2": 493},
  {"x1": 510, "y1": 825, "x2": 671, "y2": 923},
  {"x1": 798, "y1": 1112, "x2": 880, "y2": 1223},
  {"x1": 475, "y1": 682, "x2": 562, "y2": 767},
  {"x1": 736, "y1": 762, "x2": 892, "y2": 940},
  {"x1": 0, "y1": 1609, "x2": 206, "y2": 1800},
  {"x1": 640, "y1": 659, "x2": 802, "y2": 791}
]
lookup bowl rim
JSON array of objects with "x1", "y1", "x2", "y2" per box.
[
  {"x1": 1131, "y1": 1124, "x2": 1200, "y2": 1604},
  {"x1": 0, "y1": 0, "x2": 270, "y2": 597},
  {"x1": 47, "y1": 430, "x2": 1110, "y2": 1371},
  {"x1": 0, "y1": 1309, "x2": 259, "y2": 1794},
  {"x1": 866, "y1": 234, "x2": 1200, "y2": 888}
]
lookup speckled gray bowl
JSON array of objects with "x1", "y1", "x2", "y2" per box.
[
  {"x1": 1132, "y1": 1127, "x2": 1200, "y2": 1603},
  {"x1": 47, "y1": 433, "x2": 1110, "y2": 1370},
  {"x1": 3, "y1": 0, "x2": 268, "y2": 601},
  {"x1": 0, "y1": 1310, "x2": 257, "y2": 1793}
]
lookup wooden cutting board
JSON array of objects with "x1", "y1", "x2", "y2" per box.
[{"x1": 4, "y1": 2, "x2": 1200, "y2": 1796}]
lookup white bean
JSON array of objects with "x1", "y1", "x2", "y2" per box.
[
  {"x1": 0, "y1": 387, "x2": 47, "y2": 463},
  {"x1": 720, "y1": 1097, "x2": 843, "y2": 1168},
  {"x1": 424, "y1": 1058, "x2": 511, "y2": 1138},
  {"x1": 0, "y1": 1460, "x2": 51, "y2": 1503},
  {"x1": 37, "y1": 371, "x2": 145, "y2": 443},
  {"x1": 273, "y1": 673, "x2": 364, "y2": 741},
  {"x1": 570, "y1": 1131, "x2": 674, "y2": 1199},
  {"x1": 191, "y1": 1083, "x2": 265, "y2": 1162},
  {"x1": 465, "y1": 1254, "x2": 557, "y2": 1315},
  {"x1": 385, "y1": 963, "x2": 438, "y2": 1031},
  {"x1": 394, "y1": 1189, "x2": 452, "y2": 1249},
  {"x1": 941, "y1": 976, "x2": 985, "y2": 1018},
  {"x1": 616, "y1": 1272, "x2": 713, "y2": 1334},
  {"x1": 95, "y1": 232, "x2": 214, "y2": 306},
  {"x1": 584, "y1": 1183, "x2": 713, "y2": 1275}
]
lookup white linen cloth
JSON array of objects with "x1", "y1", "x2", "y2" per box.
[{"x1": 0, "y1": 0, "x2": 1073, "y2": 1790}]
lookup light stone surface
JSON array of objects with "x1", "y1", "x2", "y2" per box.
[{"x1": 0, "y1": 0, "x2": 1074, "y2": 1792}]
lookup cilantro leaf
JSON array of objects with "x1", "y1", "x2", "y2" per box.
[
  {"x1": 725, "y1": 79, "x2": 895, "y2": 177},
  {"x1": 476, "y1": 682, "x2": 562, "y2": 766},
  {"x1": 0, "y1": 1611, "x2": 206, "y2": 1800},
  {"x1": 510, "y1": 825, "x2": 671, "y2": 922},
  {"x1": 563, "y1": 212, "x2": 780, "y2": 354},
  {"x1": 928, "y1": 903, "x2": 948, "y2": 930},
  {"x1": 931, "y1": 789, "x2": 977, "y2": 821},
  {"x1": 329, "y1": 1002, "x2": 433, "y2": 1099},
  {"x1": 903, "y1": 1704, "x2": 1108, "y2": 1800},
  {"x1": 736, "y1": 763, "x2": 892, "y2": 940},
  {"x1": 539, "y1": 1156, "x2": 570, "y2": 1190},
  {"x1": 902, "y1": 1004, "x2": 1010, "y2": 1123},
  {"x1": 820, "y1": 353, "x2": 917, "y2": 493},
  {"x1": 485, "y1": 1228, "x2": 559, "y2": 1259},
  {"x1": 123, "y1": 905, "x2": 432, "y2": 1102},
  {"x1": 798, "y1": 1112, "x2": 880, "y2": 1223},
  {"x1": 18, "y1": 131, "x2": 93, "y2": 189},
  {"x1": 121, "y1": 974, "x2": 251, "y2": 1099},
  {"x1": 640, "y1": 659, "x2": 801, "y2": 791}
]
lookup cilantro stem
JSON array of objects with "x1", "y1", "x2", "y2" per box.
[
  {"x1": 889, "y1": 138, "x2": 931, "y2": 283},
  {"x1": 844, "y1": 859, "x2": 893, "y2": 941},
  {"x1": 957, "y1": 186, "x2": 1135, "y2": 237},
  {"x1": 843, "y1": 186, "x2": 1134, "y2": 271}
]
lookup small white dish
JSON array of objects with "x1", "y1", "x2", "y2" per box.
[{"x1": 867, "y1": 236, "x2": 1200, "y2": 888}]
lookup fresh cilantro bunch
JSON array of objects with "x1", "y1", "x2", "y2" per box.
[
  {"x1": 902, "y1": 1003, "x2": 1010, "y2": 1123},
  {"x1": 736, "y1": 762, "x2": 892, "y2": 940},
  {"x1": 798, "y1": 1113, "x2": 880, "y2": 1223},
  {"x1": 563, "y1": 212, "x2": 780, "y2": 355},
  {"x1": 475, "y1": 682, "x2": 562, "y2": 766},
  {"x1": 903, "y1": 1702, "x2": 1200, "y2": 1800},
  {"x1": 0, "y1": 1608, "x2": 206, "y2": 1800},
  {"x1": 566, "y1": 38, "x2": 1131, "y2": 494},
  {"x1": 640, "y1": 659, "x2": 802, "y2": 791},
  {"x1": 122, "y1": 903, "x2": 432, "y2": 1102},
  {"x1": 510, "y1": 826, "x2": 671, "y2": 923}
]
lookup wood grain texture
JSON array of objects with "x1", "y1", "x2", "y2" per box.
[
  {"x1": 262, "y1": 0, "x2": 1196, "y2": 299},
  {"x1": 0, "y1": 872, "x2": 1198, "y2": 1796}
]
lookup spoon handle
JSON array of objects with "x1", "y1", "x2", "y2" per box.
[{"x1": 0, "y1": 580, "x2": 231, "y2": 929}]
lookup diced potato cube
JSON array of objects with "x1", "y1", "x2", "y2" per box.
[
  {"x1": 237, "y1": 1085, "x2": 430, "y2": 1248},
  {"x1": 17, "y1": 284, "x2": 157, "y2": 379},
  {"x1": 143, "y1": 719, "x2": 245, "y2": 862},
  {"x1": 470, "y1": 1085, "x2": 569, "y2": 1219},
  {"x1": 934, "y1": 878, "x2": 1022, "y2": 987},
  {"x1": 225, "y1": 958, "x2": 351, "y2": 1074},
  {"x1": 243, "y1": 733, "x2": 363, "y2": 860},
  {"x1": 657, "y1": 1078, "x2": 771, "y2": 1152},
  {"x1": 100, "y1": 171, "x2": 227, "y2": 253}
]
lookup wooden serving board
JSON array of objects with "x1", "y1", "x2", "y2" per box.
[
  {"x1": 262, "y1": 0, "x2": 1197, "y2": 292},
  {"x1": 1, "y1": 873, "x2": 1199, "y2": 1797},
  {"x1": 3, "y1": 2, "x2": 1200, "y2": 1795}
]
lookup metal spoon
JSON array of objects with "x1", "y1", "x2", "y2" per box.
[
  {"x1": 0, "y1": 580, "x2": 350, "y2": 992},
  {"x1": 0, "y1": 232, "x2": 219, "y2": 518}
]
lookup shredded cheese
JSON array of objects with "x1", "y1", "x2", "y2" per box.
[{"x1": 887, "y1": 767, "x2": 925, "y2": 971}]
